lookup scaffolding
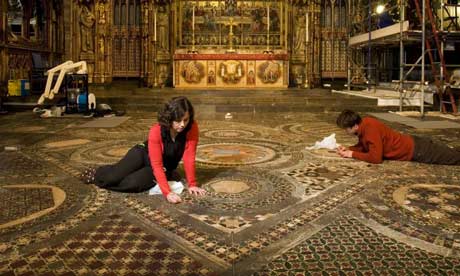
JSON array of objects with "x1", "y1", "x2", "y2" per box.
[{"x1": 347, "y1": 0, "x2": 460, "y2": 115}]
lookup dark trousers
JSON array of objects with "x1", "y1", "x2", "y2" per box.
[
  {"x1": 94, "y1": 145, "x2": 155, "y2": 192},
  {"x1": 412, "y1": 136, "x2": 460, "y2": 165}
]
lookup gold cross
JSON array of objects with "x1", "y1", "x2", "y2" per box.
[{"x1": 225, "y1": 17, "x2": 238, "y2": 52}]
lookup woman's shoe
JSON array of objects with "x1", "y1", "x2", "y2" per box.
[{"x1": 80, "y1": 167, "x2": 96, "y2": 184}]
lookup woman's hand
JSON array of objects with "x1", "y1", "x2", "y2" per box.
[
  {"x1": 166, "y1": 192, "x2": 182, "y2": 204},
  {"x1": 188, "y1": 186, "x2": 206, "y2": 196}
]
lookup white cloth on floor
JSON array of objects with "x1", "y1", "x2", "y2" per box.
[
  {"x1": 306, "y1": 133, "x2": 338, "y2": 150},
  {"x1": 149, "y1": 181, "x2": 185, "y2": 195}
]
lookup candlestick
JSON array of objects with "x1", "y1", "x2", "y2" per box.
[
  {"x1": 267, "y1": 5, "x2": 270, "y2": 32},
  {"x1": 192, "y1": 4, "x2": 195, "y2": 31},
  {"x1": 305, "y1": 12, "x2": 308, "y2": 43},
  {"x1": 154, "y1": 9, "x2": 157, "y2": 41}
]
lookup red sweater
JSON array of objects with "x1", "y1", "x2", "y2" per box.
[
  {"x1": 147, "y1": 122, "x2": 199, "y2": 196},
  {"x1": 349, "y1": 117, "x2": 414, "y2": 164}
]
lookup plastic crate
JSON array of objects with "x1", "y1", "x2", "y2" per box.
[{"x1": 20, "y1": 79, "x2": 30, "y2": 96}]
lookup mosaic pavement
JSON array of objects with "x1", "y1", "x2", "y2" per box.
[{"x1": 1, "y1": 90, "x2": 460, "y2": 275}]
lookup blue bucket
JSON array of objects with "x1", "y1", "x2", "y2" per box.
[{"x1": 77, "y1": 93, "x2": 88, "y2": 112}]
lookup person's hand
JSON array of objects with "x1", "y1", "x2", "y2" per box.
[
  {"x1": 166, "y1": 192, "x2": 182, "y2": 204},
  {"x1": 337, "y1": 147, "x2": 353, "y2": 158},
  {"x1": 337, "y1": 145, "x2": 346, "y2": 151},
  {"x1": 188, "y1": 186, "x2": 206, "y2": 196}
]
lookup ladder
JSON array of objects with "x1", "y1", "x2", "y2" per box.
[{"x1": 412, "y1": 0, "x2": 458, "y2": 113}]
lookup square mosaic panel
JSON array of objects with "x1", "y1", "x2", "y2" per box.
[
  {"x1": 0, "y1": 214, "x2": 216, "y2": 275},
  {"x1": 254, "y1": 216, "x2": 460, "y2": 276}
]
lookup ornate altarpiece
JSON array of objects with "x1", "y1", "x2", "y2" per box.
[
  {"x1": 0, "y1": 0, "x2": 349, "y2": 90},
  {"x1": 174, "y1": 0, "x2": 289, "y2": 88}
]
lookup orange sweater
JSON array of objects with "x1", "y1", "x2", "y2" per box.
[{"x1": 349, "y1": 117, "x2": 414, "y2": 164}]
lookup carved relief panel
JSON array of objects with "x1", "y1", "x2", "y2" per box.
[{"x1": 174, "y1": 57, "x2": 286, "y2": 88}]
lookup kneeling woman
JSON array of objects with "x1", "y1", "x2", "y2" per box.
[{"x1": 83, "y1": 96, "x2": 206, "y2": 203}]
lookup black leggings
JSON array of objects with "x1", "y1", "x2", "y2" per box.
[
  {"x1": 94, "y1": 145, "x2": 181, "y2": 193},
  {"x1": 412, "y1": 136, "x2": 460, "y2": 165}
]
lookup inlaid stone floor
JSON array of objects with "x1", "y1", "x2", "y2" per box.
[{"x1": 1, "y1": 89, "x2": 460, "y2": 275}]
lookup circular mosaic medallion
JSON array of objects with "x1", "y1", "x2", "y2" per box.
[
  {"x1": 0, "y1": 185, "x2": 65, "y2": 229},
  {"x1": 202, "y1": 129, "x2": 255, "y2": 139},
  {"x1": 70, "y1": 140, "x2": 136, "y2": 165},
  {"x1": 278, "y1": 122, "x2": 335, "y2": 135},
  {"x1": 196, "y1": 143, "x2": 277, "y2": 166},
  {"x1": 210, "y1": 180, "x2": 250, "y2": 194},
  {"x1": 393, "y1": 184, "x2": 460, "y2": 231},
  {"x1": 0, "y1": 175, "x2": 108, "y2": 253},
  {"x1": 44, "y1": 139, "x2": 92, "y2": 149},
  {"x1": 106, "y1": 148, "x2": 130, "y2": 158},
  {"x1": 14, "y1": 126, "x2": 47, "y2": 132},
  {"x1": 182, "y1": 169, "x2": 297, "y2": 214}
]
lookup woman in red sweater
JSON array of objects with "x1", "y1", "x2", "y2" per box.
[
  {"x1": 81, "y1": 96, "x2": 206, "y2": 203},
  {"x1": 336, "y1": 109, "x2": 460, "y2": 165}
]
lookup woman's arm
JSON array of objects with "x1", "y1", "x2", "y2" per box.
[
  {"x1": 147, "y1": 124, "x2": 171, "y2": 196},
  {"x1": 182, "y1": 122, "x2": 199, "y2": 187}
]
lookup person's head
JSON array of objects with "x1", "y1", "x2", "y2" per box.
[
  {"x1": 336, "y1": 109, "x2": 361, "y2": 135},
  {"x1": 158, "y1": 96, "x2": 195, "y2": 134}
]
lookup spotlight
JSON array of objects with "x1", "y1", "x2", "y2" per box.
[{"x1": 376, "y1": 4, "x2": 385, "y2": 14}]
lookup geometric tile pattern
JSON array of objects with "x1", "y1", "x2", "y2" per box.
[
  {"x1": 0, "y1": 186, "x2": 54, "y2": 225},
  {"x1": 2, "y1": 91, "x2": 460, "y2": 275},
  {"x1": 0, "y1": 215, "x2": 216, "y2": 275},
  {"x1": 394, "y1": 184, "x2": 460, "y2": 232},
  {"x1": 125, "y1": 171, "x2": 369, "y2": 264},
  {"x1": 0, "y1": 187, "x2": 109, "y2": 254},
  {"x1": 381, "y1": 182, "x2": 460, "y2": 233},
  {"x1": 124, "y1": 197, "x2": 235, "y2": 264},
  {"x1": 254, "y1": 217, "x2": 460, "y2": 275},
  {"x1": 284, "y1": 161, "x2": 367, "y2": 197}
]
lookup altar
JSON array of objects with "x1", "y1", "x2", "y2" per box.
[{"x1": 173, "y1": 51, "x2": 289, "y2": 88}]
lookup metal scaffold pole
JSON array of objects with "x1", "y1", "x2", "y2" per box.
[
  {"x1": 399, "y1": 0, "x2": 405, "y2": 112},
  {"x1": 440, "y1": 2, "x2": 445, "y2": 113},
  {"x1": 367, "y1": 1, "x2": 371, "y2": 92},
  {"x1": 347, "y1": 0, "x2": 351, "y2": 92},
  {"x1": 421, "y1": 0, "x2": 425, "y2": 116}
]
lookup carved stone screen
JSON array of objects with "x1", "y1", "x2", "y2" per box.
[{"x1": 112, "y1": 0, "x2": 142, "y2": 77}]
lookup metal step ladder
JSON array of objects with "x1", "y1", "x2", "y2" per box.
[{"x1": 412, "y1": 0, "x2": 458, "y2": 113}]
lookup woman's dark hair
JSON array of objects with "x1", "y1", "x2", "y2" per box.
[
  {"x1": 158, "y1": 96, "x2": 195, "y2": 131},
  {"x1": 336, "y1": 109, "x2": 362, "y2": 129}
]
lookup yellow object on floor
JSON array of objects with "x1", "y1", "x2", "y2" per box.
[
  {"x1": 7, "y1": 80, "x2": 20, "y2": 96},
  {"x1": 8, "y1": 79, "x2": 29, "y2": 96}
]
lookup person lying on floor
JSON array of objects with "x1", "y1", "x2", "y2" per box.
[
  {"x1": 335, "y1": 109, "x2": 460, "y2": 165},
  {"x1": 80, "y1": 96, "x2": 206, "y2": 203}
]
